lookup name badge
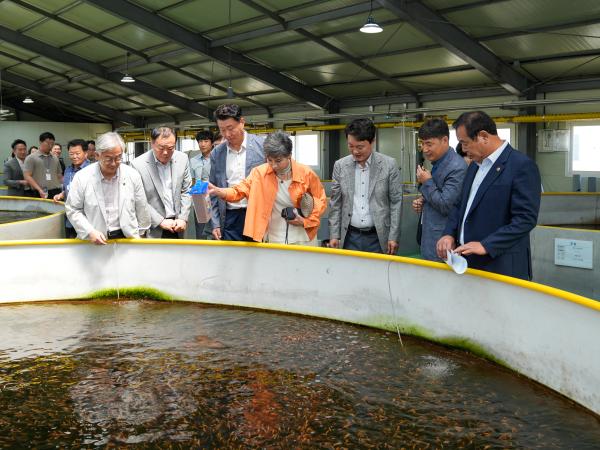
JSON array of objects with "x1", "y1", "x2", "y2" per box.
[{"x1": 45, "y1": 173, "x2": 52, "y2": 181}]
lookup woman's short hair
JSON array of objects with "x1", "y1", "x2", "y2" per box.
[
  {"x1": 264, "y1": 131, "x2": 293, "y2": 159},
  {"x1": 95, "y1": 131, "x2": 125, "y2": 154}
]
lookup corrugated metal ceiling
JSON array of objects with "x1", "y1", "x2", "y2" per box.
[{"x1": 0, "y1": 0, "x2": 598, "y2": 124}]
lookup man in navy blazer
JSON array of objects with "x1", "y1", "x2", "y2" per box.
[
  {"x1": 437, "y1": 111, "x2": 541, "y2": 280},
  {"x1": 209, "y1": 104, "x2": 265, "y2": 240}
]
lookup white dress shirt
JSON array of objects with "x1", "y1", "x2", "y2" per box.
[
  {"x1": 101, "y1": 169, "x2": 120, "y2": 232},
  {"x1": 350, "y1": 154, "x2": 374, "y2": 229},
  {"x1": 225, "y1": 131, "x2": 248, "y2": 209},
  {"x1": 265, "y1": 179, "x2": 310, "y2": 244},
  {"x1": 459, "y1": 140, "x2": 508, "y2": 244},
  {"x1": 153, "y1": 153, "x2": 176, "y2": 218}
]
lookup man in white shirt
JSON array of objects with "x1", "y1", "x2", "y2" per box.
[
  {"x1": 3, "y1": 139, "x2": 33, "y2": 197},
  {"x1": 66, "y1": 132, "x2": 150, "y2": 244},
  {"x1": 328, "y1": 118, "x2": 403, "y2": 254},
  {"x1": 132, "y1": 126, "x2": 192, "y2": 239},
  {"x1": 209, "y1": 104, "x2": 265, "y2": 241},
  {"x1": 190, "y1": 130, "x2": 214, "y2": 239},
  {"x1": 437, "y1": 111, "x2": 541, "y2": 280}
]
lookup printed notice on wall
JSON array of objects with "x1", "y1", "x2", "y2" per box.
[{"x1": 554, "y1": 239, "x2": 593, "y2": 269}]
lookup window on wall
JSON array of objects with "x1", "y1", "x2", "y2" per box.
[
  {"x1": 570, "y1": 125, "x2": 600, "y2": 175},
  {"x1": 179, "y1": 138, "x2": 197, "y2": 152},
  {"x1": 124, "y1": 142, "x2": 137, "y2": 164},
  {"x1": 449, "y1": 127, "x2": 512, "y2": 149},
  {"x1": 290, "y1": 132, "x2": 319, "y2": 167}
]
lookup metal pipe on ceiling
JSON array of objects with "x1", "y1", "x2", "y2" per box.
[{"x1": 117, "y1": 111, "x2": 600, "y2": 141}]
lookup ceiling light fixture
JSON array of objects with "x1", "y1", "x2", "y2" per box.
[
  {"x1": 23, "y1": 96, "x2": 34, "y2": 104},
  {"x1": 121, "y1": 52, "x2": 135, "y2": 83},
  {"x1": 360, "y1": 0, "x2": 383, "y2": 33}
]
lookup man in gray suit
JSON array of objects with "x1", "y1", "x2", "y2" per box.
[
  {"x1": 66, "y1": 132, "x2": 150, "y2": 244},
  {"x1": 3, "y1": 139, "x2": 34, "y2": 197},
  {"x1": 131, "y1": 126, "x2": 192, "y2": 239},
  {"x1": 412, "y1": 118, "x2": 467, "y2": 261},
  {"x1": 209, "y1": 104, "x2": 265, "y2": 241},
  {"x1": 329, "y1": 118, "x2": 403, "y2": 254}
]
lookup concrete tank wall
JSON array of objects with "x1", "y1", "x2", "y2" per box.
[
  {"x1": 531, "y1": 193, "x2": 600, "y2": 299},
  {"x1": 532, "y1": 226, "x2": 600, "y2": 299},
  {"x1": 0, "y1": 196, "x2": 65, "y2": 240},
  {"x1": 538, "y1": 193, "x2": 600, "y2": 225},
  {"x1": 1, "y1": 240, "x2": 598, "y2": 416}
]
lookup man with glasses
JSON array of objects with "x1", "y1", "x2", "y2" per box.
[
  {"x1": 132, "y1": 126, "x2": 192, "y2": 238},
  {"x1": 66, "y1": 132, "x2": 150, "y2": 245},
  {"x1": 329, "y1": 118, "x2": 403, "y2": 255}
]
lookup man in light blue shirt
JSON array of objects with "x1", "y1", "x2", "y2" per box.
[{"x1": 190, "y1": 130, "x2": 214, "y2": 239}]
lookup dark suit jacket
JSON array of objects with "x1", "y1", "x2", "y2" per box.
[
  {"x1": 209, "y1": 133, "x2": 265, "y2": 229},
  {"x1": 443, "y1": 144, "x2": 541, "y2": 280},
  {"x1": 3, "y1": 158, "x2": 28, "y2": 196}
]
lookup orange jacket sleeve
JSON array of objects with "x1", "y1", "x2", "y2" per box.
[{"x1": 222, "y1": 167, "x2": 257, "y2": 203}]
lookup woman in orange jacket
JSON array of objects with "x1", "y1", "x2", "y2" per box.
[{"x1": 209, "y1": 131, "x2": 326, "y2": 244}]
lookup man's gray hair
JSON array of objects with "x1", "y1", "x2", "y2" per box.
[
  {"x1": 264, "y1": 130, "x2": 293, "y2": 159},
  {"x1": 96, "y1": 131, "x2": 125, "y2": 154}
]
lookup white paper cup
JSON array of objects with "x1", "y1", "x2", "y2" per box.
[{"x1": 445, "y1": 250, "x2": 468, "y2": 275}]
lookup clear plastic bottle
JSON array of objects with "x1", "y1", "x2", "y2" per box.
[{"x1": 190, "y1": 181, "x2": 211, "y2": 223}]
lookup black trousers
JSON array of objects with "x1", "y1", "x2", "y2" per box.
[
  {"x1": 65, "y1": 226, "x2": 77, "y2": 239},
  {"x1": 35, "y1": 188, "x2": 61, "y2": 199},
  {"x1": 161, "y1": 229, "x2": 180, "y2": 239},
  {"x1": 107, "y1": 229, "x2": 126, "y2": 239},
  {"x1": 343, "y1": 226, "x2": 382, "y2": 253},
  {"x1": 222, "y1": 208, "x2": 253, "y2": 241}
]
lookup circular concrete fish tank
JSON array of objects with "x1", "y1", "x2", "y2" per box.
[
  {"x1": 1, "y1": 193, "x2": 599, "y2": 446},
  {"x1": 0, "y1": 196, "x2": 65, "y2": 240}
]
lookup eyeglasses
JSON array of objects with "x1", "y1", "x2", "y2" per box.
[{"x1": 100, "y1": 155, "x2": 122, "y2": 164}]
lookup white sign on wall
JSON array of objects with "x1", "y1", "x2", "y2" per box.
[
  {"x1": 538, "y1": 129, "x2": 570, "y2": 152},
  {"x1": 554, "y1": 239, "x2": 593, "y2": 269}
]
